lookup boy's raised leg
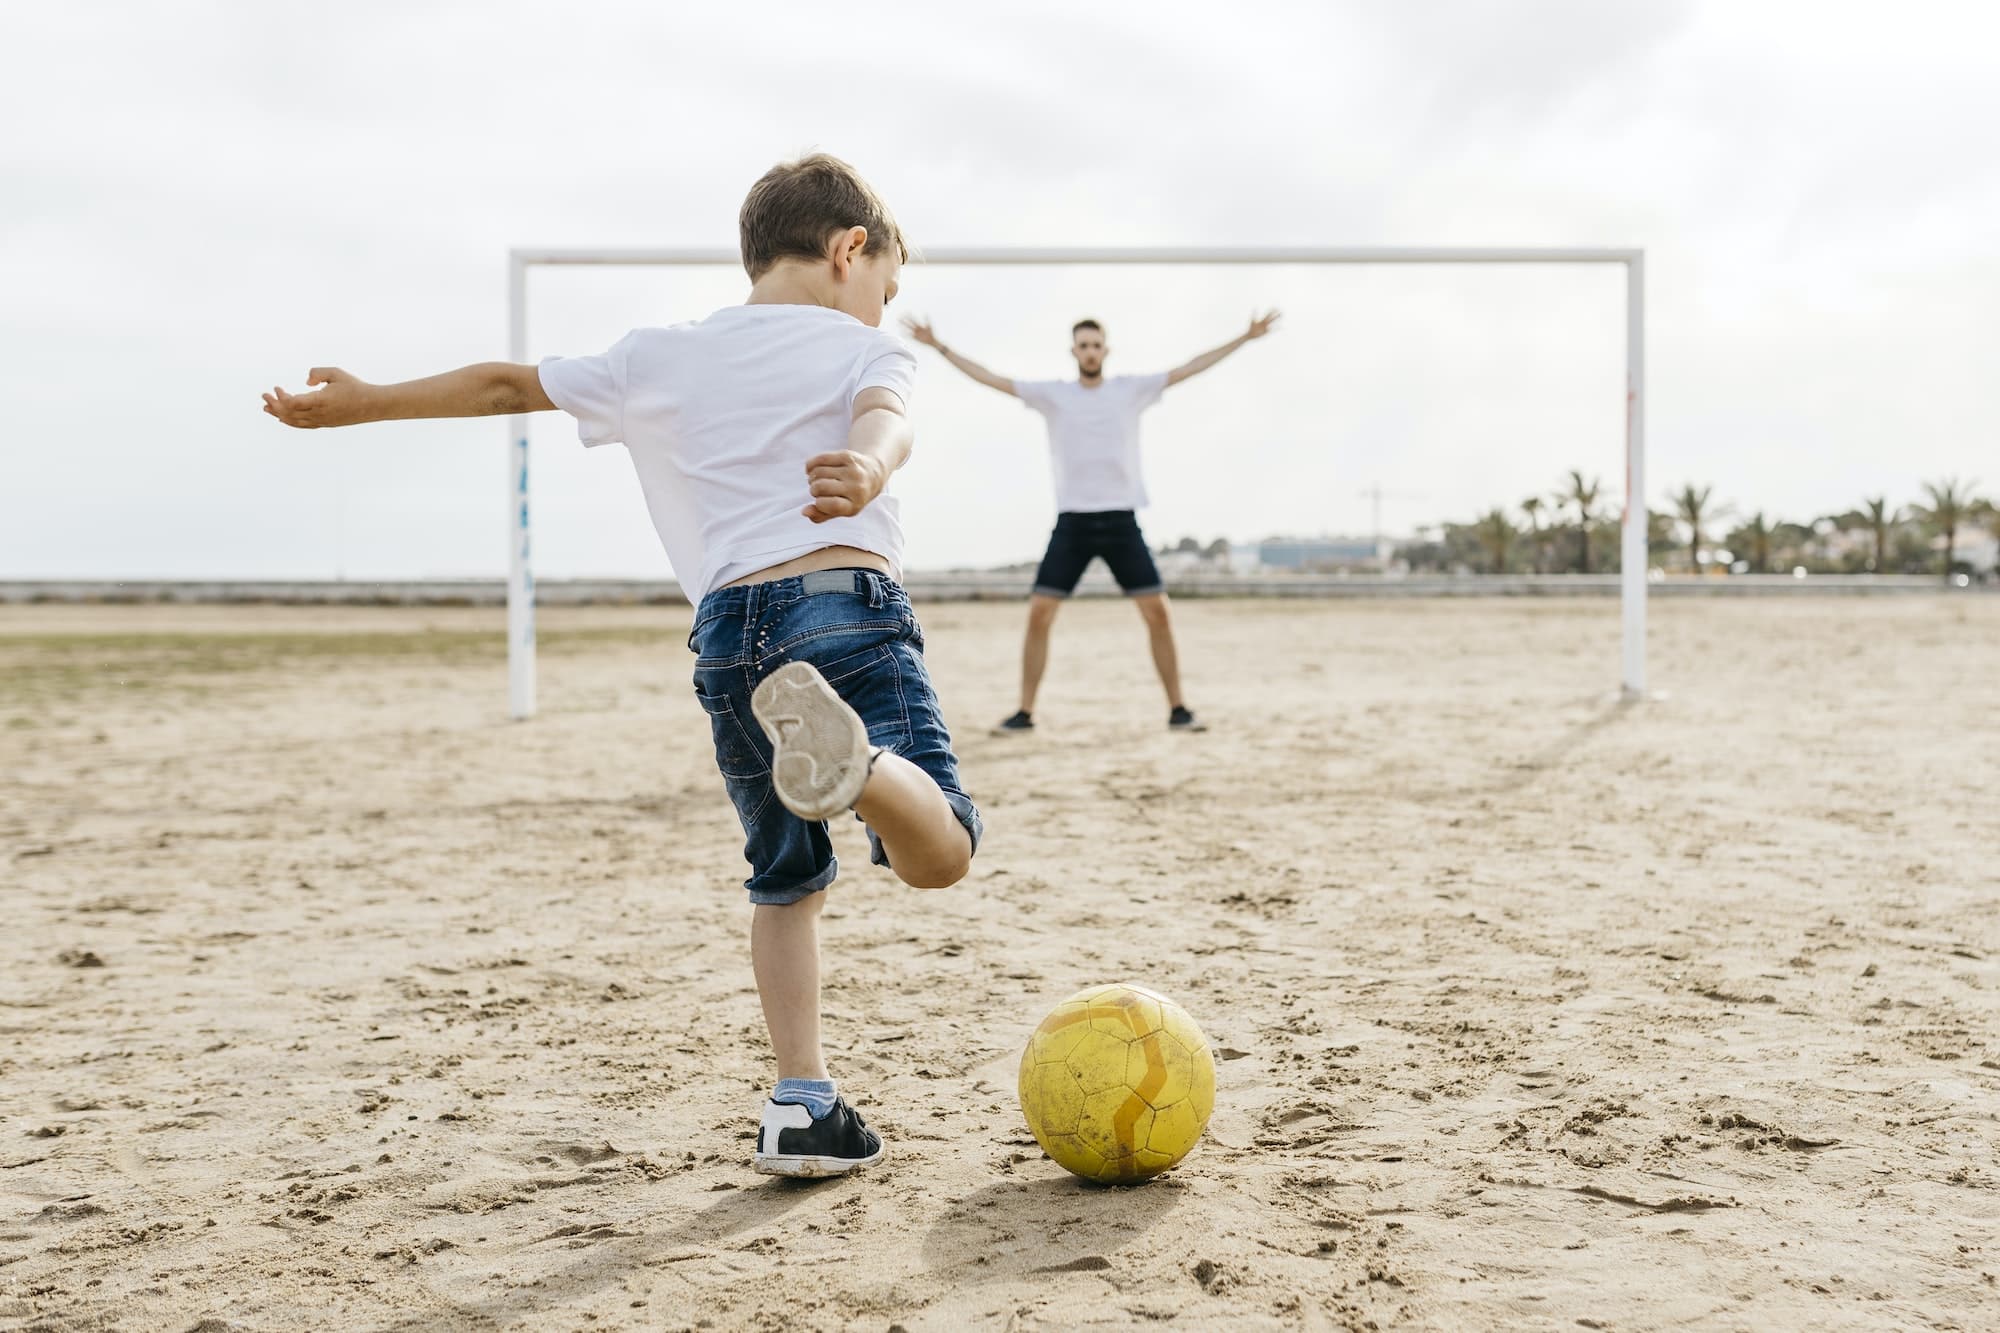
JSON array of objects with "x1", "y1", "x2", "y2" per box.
[
  {"x1": 752, "y1": 661, "x2": 970, "y2": 890},
  {"x1": 853, "y1": 753, "x2": 973, "y2": 889}
]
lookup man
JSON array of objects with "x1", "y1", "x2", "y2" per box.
[{"x1": 903, "y1": 310, "x2": 1280, "y2": 733}]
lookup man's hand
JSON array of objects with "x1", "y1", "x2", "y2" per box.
[
  {"x1": 1165, "y1": 310, "x2": 1284, "y2": 386},
  {"x1": 802, "y1": 450, "x2": 891, "y2": 524},
  {"x1": 263, "y1": 368, "x2": 378, "y2": 428},
  {"x1": 897, "y1": 319, "x2": 1019, "y2": 396}
]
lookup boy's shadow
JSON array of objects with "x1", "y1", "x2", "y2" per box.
[
  {"x1": 398, "y1": 1172, "x2": 1182, "y2": 1327},
  {"x1": 918, "y1": 1173, "x2": 1183, "y2": 1285},
  {"x1": 399, "y1": 1176, "x2": 821, "y2": 1329}
]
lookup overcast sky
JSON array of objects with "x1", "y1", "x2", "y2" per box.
[{"x1": 2, "y1": 0, "x2": 1993, "y2": 580}]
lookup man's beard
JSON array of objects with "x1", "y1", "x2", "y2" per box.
[{"x1": 1078, "y1": 363, "x2": 1103, "y2": 381}]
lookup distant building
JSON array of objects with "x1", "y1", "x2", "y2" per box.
[
  {"x1": 1941, "y1": 527, "x2": 1999, "y2": 574},
  {"x1": 1257, "y1": 536, "x2": 1380, "y2": 570}
]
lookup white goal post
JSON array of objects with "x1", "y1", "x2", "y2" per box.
[{"x1": 504, "y1": 246, "x2": 1646, "y2": 719}]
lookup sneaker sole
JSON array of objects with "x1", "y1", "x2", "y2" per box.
[
  {"x1": 753, "y1": 1145, "x2": 885, "y2": 1178},
  {"x1": 750, "y1": 661, "x2": 873, "y2": 821}
]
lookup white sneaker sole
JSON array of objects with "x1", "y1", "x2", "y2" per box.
[
  {"x1": 750, "y1": 661, "x2": 873, "y2": 821},
  {"x1": 752, "y1": 1144, "x2": 886, "y2": 1178}
]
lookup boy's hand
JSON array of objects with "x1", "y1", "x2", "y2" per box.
[
  {"x1": 900, "y1": 316, "x2": 942, "y2": 349},
  {"x1": 263, "y1": 368, "x2": 377, "y2": 428},
  {"x1": 1246, "y1": 309, "x2": 1282, "y2": 339},
  {"x1": 802, "y1": 450, "x2": 889, "y2": 523}
]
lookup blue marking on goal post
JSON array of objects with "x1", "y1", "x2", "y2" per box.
[{"x1": 517, "y1": 441, "x2": 533, "y2": 639}]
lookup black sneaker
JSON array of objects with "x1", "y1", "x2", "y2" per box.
[
  {"x1": 1168, "y1": 705, "x2": 1207, "y2": 732},
  {"x1": 993, "y1": 709, "x2": 1035, "y2": 735},
  {"x1": 753, "y1": 1096, "x2": 884, "y2": 1177}
]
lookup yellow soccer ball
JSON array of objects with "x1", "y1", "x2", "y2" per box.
[{"x1": 1017, "y1": 982, "x2": 1215, "y2": 1184}]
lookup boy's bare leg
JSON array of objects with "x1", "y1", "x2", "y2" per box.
[
  {"x1": 1134, "y1": 593, "x2": 1185, "y2": 708},
  {"x1": 752, "y1": 894, "x2": 827, "y2": 1081},
  {"x1": 854, "y1": 753, "x2": 972, "y2": 890},
  {"x1": 1018, "y1": 594, "x2": 1063, "y2": 713}
]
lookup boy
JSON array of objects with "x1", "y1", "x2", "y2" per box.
[{"x1": 263, "y1": 154, "x2": 980, "y2": 1177}]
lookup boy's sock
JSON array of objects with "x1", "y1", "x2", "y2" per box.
[{"x1": 772, "y1": 1077, "x2": 839, "y2": 1120}]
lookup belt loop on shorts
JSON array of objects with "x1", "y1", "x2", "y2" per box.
[{"x1": 863, "y1": 570, "x2": 885, "y2": 609}]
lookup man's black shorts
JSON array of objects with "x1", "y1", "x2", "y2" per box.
[{"x1": 1031, "y1": 510, "x2": 1164, "y2": 598}]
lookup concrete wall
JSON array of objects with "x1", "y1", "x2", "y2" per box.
[{"x1": 0, "y1": 573, "x2": 1978, "y2": 606}]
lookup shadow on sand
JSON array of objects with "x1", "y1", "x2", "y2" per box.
[
  {"x1": 390, "y1": 1169, "x2": 1182, "y2": 1328},
  {"x1": 1474, "y1": 693, "x2": 1642, "y2": 794},
  {"x1": 391, "y1": 1173, "x2": 824, "y2": 1330},
  {"x1": 917, "y1": 1172, "x2": 1184, "y2": 1286}
]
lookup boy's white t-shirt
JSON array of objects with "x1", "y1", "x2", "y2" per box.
[
  {"x1": 1011, "y1": 373, "x2": 1170, "y2": 514},
  {"x1": 538, "y1": 305, "x2": 917, "y2": 600}
]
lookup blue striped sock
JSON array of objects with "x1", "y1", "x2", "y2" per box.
[{"x1": 772, "y1": 1077, "x2": 838, "y2": 1120}]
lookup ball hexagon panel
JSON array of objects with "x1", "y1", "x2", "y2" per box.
[{"x1": 1067, "y1": 1027, "x2": 1135, "y2": 1097}]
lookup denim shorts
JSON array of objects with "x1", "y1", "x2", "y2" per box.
[
  {"x1": 1032, "y1": 509, "x2": 1164, "y2": 598},
  {"x1": 687, "y1": 568, "x2": 982, "y2": 906}
]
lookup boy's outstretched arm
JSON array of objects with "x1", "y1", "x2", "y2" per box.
[
  {"x1": 802, "y1": 387, "x2": 913, "y2": 524},
  {"x1": 262, "y1": 364, "x2": 556, "y2": 429},
  {"x1": 1164, "y1": 309, "x2": 1282, "y2": 387},
  {"x1": 900, "y1": 317, "x2": 1020, "y2": 398}
]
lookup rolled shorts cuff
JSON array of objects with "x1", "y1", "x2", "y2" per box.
[
  {"x1": 1121, "y1": 584, "x2": 1165, "y2": 598},
  {"x1": 1030, "y1": 585, "x2": 1073, "y2": 600},
  {"x1": 867, "y1": 790, "x2": 984, "y2": 870},
  {"x1": 746, "y1": 857, "x2": 839, "y2": 907}
]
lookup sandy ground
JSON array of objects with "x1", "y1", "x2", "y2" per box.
[{"x1": 3, "y1": 596, "x2": 1997, "y2": 1332}]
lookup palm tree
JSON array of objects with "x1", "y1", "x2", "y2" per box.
[
  {"x1": 1911, "y1": 477, "x2": 1979, "y2": 579},
  {"x1": 1474, "y1": 508, "x2": 1516, "y2": 574},
  {"x1": 1977, "y1": 499, "x2": 2000, "y2": 572},
  {"x1": 1859, "y1": 496, "x2": 1899, "y2": 573},
  {"x1": 1728, "y1": 511, "x2": 1772, "y2": 573},
  {"x1": 1669, "y1": 483, "x2": 1719, "y2": 574},
  {"x1": 1562, "y1": 471, "x2": 1601, "y2": 573},
  {"x1": 1520, "y1": 497, "x2": 1546, "y2": 573}
]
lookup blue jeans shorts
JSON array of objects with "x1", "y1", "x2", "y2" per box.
[{"x1": 687, "y1": 568, "x2": 982, "y2": 906}]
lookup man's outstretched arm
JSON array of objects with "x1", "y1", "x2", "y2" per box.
[
  {"x1": 1164, "y1": 310, "x2": 1282, "y2": 387},
  {"x1": 900, "y1": 318, "x2": 1020, "y2": 397},
  {"x1": 262, "y1": 363, "x2": 556, "y2": 429}
]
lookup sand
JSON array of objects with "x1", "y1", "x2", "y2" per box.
[{"x1": 3, "y1": 596, "x2": 1997, "y2": 1332}]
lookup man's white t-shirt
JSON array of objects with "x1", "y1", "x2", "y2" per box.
[
  {"x1": 1011, "y1": 373, "x2": 1170, "y2": 513},
  {"x1": 538, "y1": 305, "x2": 917, "y2": 599}
]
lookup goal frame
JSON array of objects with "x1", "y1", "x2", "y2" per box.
[{"x1": 504, "y1": 246, "x2": 1647, "y2": 718}]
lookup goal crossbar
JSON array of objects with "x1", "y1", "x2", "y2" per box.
[{"x1": 504, "y1": 245, "x2": 1647, "y2": 718}]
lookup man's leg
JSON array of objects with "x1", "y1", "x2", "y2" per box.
[
  {"x1": 1134, "y1": 592, "x2": 1185, "y2": 709},
  {"x1": 1004, "y1": 515, "x2": 1086, "y2": 729},
  {"x1": 752, "y1": 893, "x2": 826, "y2": 1081},
  {"x1": 1019, "y1": 593, "x2": 1064, "y2": 715}
]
